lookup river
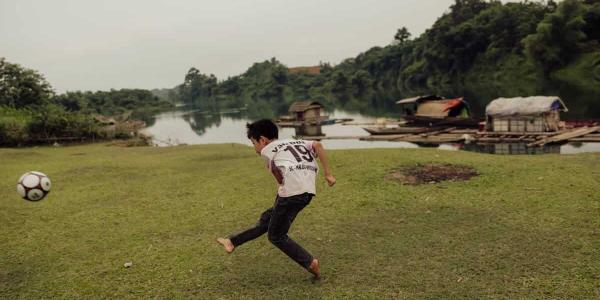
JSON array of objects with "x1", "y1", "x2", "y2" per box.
[{"x1": 141, "y1": 108, "x2": 600, "y2": 155}]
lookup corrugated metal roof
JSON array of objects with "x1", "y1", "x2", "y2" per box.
[
  {"x1": 486, "y1": 96, "x2": 568, "y2": 116},
  {"x1": 289, "y1": 101, "x2": 323, "y2": 113}
]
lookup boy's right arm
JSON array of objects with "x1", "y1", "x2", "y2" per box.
[{"x1": 312, "y1": 141, "x2": 336, "y2": 187}]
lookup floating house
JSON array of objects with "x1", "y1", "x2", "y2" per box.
[
  {"x1": 396, "y1": 95, "x2": 441, "y2": 117},
  {"x1": 276, "y1": 101, "x2": 331, "y2": 127},
  {"x1": 395, "y1": 95, "x2": 477, "y2": 127},
  {"x1": 363, "y1": 96, "x2": 477, "y2": 135},
  {"x1": 289, "y1": 101, "x2": 325, "y2": 121},
  {"x1": 485, "y1": 96, "x2": 568, "y2": 132}
]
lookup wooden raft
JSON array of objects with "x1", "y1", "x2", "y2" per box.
[
  {"x1": 297, "y1": 126, "x2": 600, "y2": 145},
  {"x1": 528, "y1": 126, "x2": 600, "y2": 147}
]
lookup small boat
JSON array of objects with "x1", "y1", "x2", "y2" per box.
[
  {"x1": 363, "y1": 126, "x2": 445, "y2": 135},
  {"x1": 320, "y1": 119, "x2": 339, "y2": 125},
  {"x1": 403, "y1": 115, "x2": 481, "y2": 127}
]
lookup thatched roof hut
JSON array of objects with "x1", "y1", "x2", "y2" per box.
[
  {"x1": 288, "y1": 101, "x2": 324, "y2": 121},
  {"x1": 485, "y1": 96, "x2": 568, "y2": 132}
]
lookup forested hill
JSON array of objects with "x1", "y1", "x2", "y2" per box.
[{"x1": 173, "y1": 0, "x2": 600, "y2": 119}]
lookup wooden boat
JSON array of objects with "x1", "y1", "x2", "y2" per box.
[
  {"x1": 404, "y1": 115, "x2": 481, "y2": 127},
  {"x1": 363, "y1": 126, "x2": 444, "y2": 135},
  {"x1": 319, "y1": 119, "x2": 336, "y2": 125},
  {"x1": 276, "y1": 117, "x2": 354, "y2": 127}
]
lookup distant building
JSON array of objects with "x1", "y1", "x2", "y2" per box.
[
  {"x1": 288, "y1": 66, "x2": 321, "y2": 75},
  {"x1": 485, "y1": 96, "x2": 568, "y2": 132}
]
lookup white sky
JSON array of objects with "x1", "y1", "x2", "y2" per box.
[{"x1": 0, "y1": 0, "x2": 522, "y2": 92}]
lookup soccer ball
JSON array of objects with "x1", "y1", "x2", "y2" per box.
[{"x1": 16, "y1": 171, "x2": 51, "y2": 201}]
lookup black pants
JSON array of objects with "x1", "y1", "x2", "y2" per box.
[{"x1": 229, "y1": 193, "x2": 314, "y2": 269}]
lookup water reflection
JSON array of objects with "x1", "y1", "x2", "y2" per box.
[
  {"x1": 445, "y1": 142, "x2": 600, "y2": 155},
  {"x1": 295, "y1": 125, "x2": 323, "y2": 137},
  {"x1": 143, "y1": 109, "x2": 417, "y2": 149},
  {"x1": 142, "y1": 108, "x2": 600, "y2": 154},
  {"x1": 183, "y1": 111, "x2": 225, "y2": 135},
  {"x1": 462, "y1": 143, "x2": 561, "y2": 155}
]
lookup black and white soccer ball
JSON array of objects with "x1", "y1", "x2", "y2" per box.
[{"x1": 16, "y1": 171, "x2": 51, "y2": 201}]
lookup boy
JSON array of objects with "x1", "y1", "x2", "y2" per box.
[{"x1": 217, "y1": 119, "x2": 336, "y2": 279}]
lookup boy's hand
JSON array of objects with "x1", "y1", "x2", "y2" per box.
[
  {"x1": 313, "y1": 141, "x2": 335, "y2": 187},
  {"x1": 325, "y1": 174, "x2": 336, "y2": 187}
]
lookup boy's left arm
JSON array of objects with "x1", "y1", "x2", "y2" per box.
[{"x1": 312, "y1": 141, "x2": 336, "y2": 187}]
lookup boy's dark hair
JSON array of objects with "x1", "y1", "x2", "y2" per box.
[{"x1": 246, "y1": 119, "x2": 278, "y2": 141}]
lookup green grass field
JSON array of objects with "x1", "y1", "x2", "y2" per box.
[{"x1": 1, "y1": 143, "x2": 599, "y2": 299}]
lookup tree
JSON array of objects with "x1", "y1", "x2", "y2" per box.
[
  {"x1": 167, "y1": 0, "x2": 599, "y2": 116},
  {"x1": 523, "y1": 0, "x2": 587, "y2": 72},
  {"x1": 178, "y1": 67, "x2": 217, "y2": 108},
  {"x1": 0, "y1": 58, "x2": 54, "y2": 108},
  {"x1": 350, "y1": 70, "x2": 374, "y2": 96},
  {"x1": 54, "y1": 91, "x2": 89, "y2": 112},
  {"x1": 582, "y1": 0, "x2": 600, "y2": 43},
  {"x1": 331, "y1": 71, "x2": 350, "y2": 95},
  {"x1": 394, "y1": 27, "x2": 412, "y2": 44}
]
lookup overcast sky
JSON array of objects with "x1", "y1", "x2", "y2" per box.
[{"x1": 1, "y1": 0, "x2": 520, "y2": 93}]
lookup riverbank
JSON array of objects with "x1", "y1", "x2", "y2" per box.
[{"x1": 1, "y1": 144, "x2": 598, "y2": 298}]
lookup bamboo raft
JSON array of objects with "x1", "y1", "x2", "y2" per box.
[
  {"x1": 362, "y1": 126, "x2": 438, "y2": 135},
  {"x1": 297, "y1": 126, "x2": 600, "y2": 146}
]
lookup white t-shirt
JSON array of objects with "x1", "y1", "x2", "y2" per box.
[{"x1": 261, "y1": 139, "x2": 319, "y2": 197}]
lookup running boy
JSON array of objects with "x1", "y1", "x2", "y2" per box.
[{"x1": 217, "y1": 119, "x2": 336, "y2": 279}]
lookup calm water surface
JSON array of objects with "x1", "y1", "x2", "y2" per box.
[{"x1": 142, "y1": 109, "x2": 600, "y2": 155}]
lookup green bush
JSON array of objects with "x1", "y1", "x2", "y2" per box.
[
  {"x1": 27, "y1": 104, "x2": 98, "y2": 141},
  {"x1": 0, "y1": 105, "x2": 99, "y2": 146},
  {"x1": 0, "y1": 106, "x2": 32, "y2": 146}
]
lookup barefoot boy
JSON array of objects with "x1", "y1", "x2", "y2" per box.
[{"x1": 217, "y1": 119, "x2": 336, "y2": 279}]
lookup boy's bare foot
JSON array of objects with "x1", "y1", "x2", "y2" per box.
[
  {"x1": 216, "y1": 238, "x2": 235, "y2": 253},
  {"x1": 308, "y1": 258, "x2": 321, "y2": 279}
]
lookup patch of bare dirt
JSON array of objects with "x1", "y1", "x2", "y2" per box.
[{"x1": 387, "y1": 163, "x2": 479, "y2": 185}]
